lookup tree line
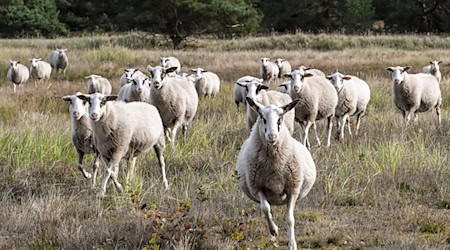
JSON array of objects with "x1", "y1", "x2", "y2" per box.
[{"x1": 0, "y1": 0, "x2": 449, "y2": 48}]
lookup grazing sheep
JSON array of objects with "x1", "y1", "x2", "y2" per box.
[
  {"x1": 386, "y1": 66, "x2": 441, "y2": 126},
  {"x1": 260, "y1": 57, "x2": 279, "y2": 85},
  {"x1": 77, "y1": 93, "x2": 168, "y2": 196},
  {"x1": 117, "y1": 75, "x2": 151, "y2": 103},
  {"x1": 48, "y1": 49, "x2": 69, "y2": 74},
  {"x1": 275, "y1": 58, "x2": 292, "y2": 77},
  {"x1": 29, "y1": 58, "x2": 52, "y2": 80},
  {"x1": 62, "y1": 92, "x2": 101, "y2": 186},
  {"x1": 237, "y1": 78, "x2": 295, "y2": 134},
  {"x1": 421, "y1": 60, "x2": 442, "y2": 83},
  {"x1": 160, "y1": 56, "x2": 181, "y2": 76},
  {"x1": 286, "y1": 68, "x2": 338, "y2": 148},
  {"x1": 7, "y1": 60, "x2": 30, "y2": 93},
  {"x1": 147, "y1": 65, "x2": 199, "y2": 148},
  {"x1": 191, "y1": 67, "x2": 221, "y2": 97},
  {"x1": 237, "y1": 97, "x2": 316, "y2": 250},
  {"x1": 234, "y1": 75, "x2": 259, "y2": 112},
  {"x1": 86, "y1": 74, "x2": 112, "y2": 95},
  {"x1": 326, "y1": 71, "x2": 371, "y2": 140},
  {"x1": 119, "y1": 68, "x2": 148, "y2": 87}
]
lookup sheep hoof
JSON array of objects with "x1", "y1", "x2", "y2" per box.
[{"x1": 84, "y1": 172, "x2": 92, "y2": 179}]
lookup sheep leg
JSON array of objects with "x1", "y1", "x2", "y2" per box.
[
  {"x1": 355, "y1": 113, "x2": 363, "y2": 136},
  {"x1": 287, "y1": 193, "x2": 300, "y2": 250},
  {"x1": 326, "y1": 116, "x2": 333, "y2": 147},
  {"x1": 182, "y1": 124, "x2": 188, "y2": 141},
  {"x1": 126, "y1": 156, "x2": 137, "y2": 182},
  {"x1": 302, "y1": 121, "x2": 313, "y2": 148},
  {"x1": 258, "y1": 191, "x2": 278, "y2": 241},
  {"x1": 13, "y1": 84, "x2": 16, "y2": 93},
  {"x1": 92, "y1": 152, "x2": 101, "y2": 187},
  {"x1": 170, "y1": 121, "x2": 182, "y2": 149},
  {"x1": 154, "y1": 141, "x2": 169, "y2": 189},
  {"x1": 436, "y1": 105, "x2": 441, "y2": 127},
  {"x1": 347, "y1": 117, "x2": 353, "y2": 136},
  {"x1": 339, "y1": 114, "x2": 349, "y2": 141},
  {"x1": 76, "y1": 150, "x2": 91, "y2": 179},
  {"x1": 312, "y1": 122, "x2": 321, "y2": 146},
  {"x1": 99, "y1": 157, "x2": 123, "y2": 197}
]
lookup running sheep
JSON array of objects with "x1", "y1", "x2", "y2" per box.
[
  {"x1": 86, "y1": 74, "x2": 112, "y2": 95},
  {"x1": 7, "y1": 60, "x2": 30, "y2": 93},
  {"x1": 48, "y1": 49, "x2": 69, "y2": 74}
]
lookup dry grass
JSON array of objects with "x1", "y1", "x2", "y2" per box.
[{"x1": 0, "y1": 34, "x2": 449, "y2": 249}]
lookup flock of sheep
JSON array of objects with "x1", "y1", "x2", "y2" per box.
[{"x1": 6, "y1": 49, "x2": 444, "y2": 249}]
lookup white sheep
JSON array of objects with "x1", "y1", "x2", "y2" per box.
[
  {"x1": 191, "y1": 67, "x2": 220, "y2": 97},
  {"x1": 117, "y1": 75, "x2": 151, "y2": 103},
  {"x1": 234, "y1": 75, "x2": 259, "y2": 112},
  {"x1": 386, "y1": 66, "x2": 441, "y2": 126},
  {"x1": 326, "y1": 71, "x2": 371, "y2": 140},
  {"x1": 86, "y1": 74, "x2": 112, "y2": 95},
  {"x1": 119, "y1": 68, "x2": 148, "y2": 87},
  {"x1": 7, "y1": 60, "x2": 30, "y2": 93},
  {"x1": 421, "y1": 60, "x2": 442, "y2": 83},
  {"x1": 160, "y1": 56, "x2": 181, "y2": 76},
  {"x1": 77, "y1": 93, "x2": 168, "y2": 196},
  {"x1": 62, "y1": 92, "x2": 101, "y2": 186},
  {"x1": 286, "y1": 68, "x2": 338, "y2": 148},
  {"x1": 298, "y1": 66, "x2": 325, "y2": 77},
  {"x1": 48, "y1": 49, "x2": 69, "y2": 74},
  {"x1": 237, "y1": 97, "x2": 316, "y2": 250},
  {"x1": 29, "y1": 58, "x2": 52, "y2": 80},
  {"x1": 276, "y1": 80, "x2": 291, "y2": 94},
  {"x1": 147, "y1": 65, "x2": 199, "y2": 148},
  {"x1": 275, "y1": 58, "x2": 292, "y2": 77},
  {"x1": 260, "y1": 57, "x2": 279, "y2": 85}
]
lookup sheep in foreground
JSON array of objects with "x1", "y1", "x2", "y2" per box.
[
  {"x1": 7, "y1": 60, "x2": 30, "y2": 93},
  {"x1": 86, "y1": 74, "x2": 112, "y2": 95},
  {"x1": 234, "y1": 75, "x2": 259, "y2": 112},
  {"x1": 287, "y1": 68, "x2": 338, "y2": 148},
  {"x1": 119, "y1": 68, "x2": 148, "y2": 87},
  {"x1": 160, "y1": 56, "x2": 181, "y2": 76},
  {"x1": 260, "y1": 57, "x2": 279, "y2": 85},
  {"x1": 77, "y1": 93, "x2": 168, "y2": 196},
  {"x1": 118, "y1": 75, "x2": 151, "y2": 102},
  {"x1": 147, "y1": 65, "x2": 199, "y2": 148},
  {"x1": 62, "y1": 92, "x2": 101, "y2": 186},
  {"x1": 386, "y1": 66, "x2": 441, "y2": 126},
  {"x1": 327, "y1": 71, "x2": 371, "y2": 140},
  {"x1": 48, "y1": 49, "x2": 69, "y2": 74},
  {"x1": 275, "y1": 58, "x2": 292, "y2": 77},
  {"x1": 421, "y1": 60, "x2": 442, "y2": 83},
  {"x1": 191, "y1": 67, "x2": 220, "y2": 97},
  {"x1": 237, "y1": 97, "x2": 316, "y2": 250},
  {"x1": 29, "y1": 58, "x2": 52, "y2": 80}
]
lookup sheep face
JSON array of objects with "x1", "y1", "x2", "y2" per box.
[
  {"x1": 247, "y1": 97, "x2": 299, "y2": 144},
  {"x1": 386, "y1": 66, "x2": 411, "y2": 85},
  {"x1": 29, "y1": 58, "x2": 41, "y2": 68},
  {"x1": 147, "y1": 65, "x2": 178, "y2": 89},
  {"x1": 191, "y1": 67, "x2": 205, "y2": 76},
  {"x1": 124, "y1": 68, "x2": 138, "y2": 84},
  {"x1": 132, "y1": 75, "x2": 150, "y2": 94},
  {"x1": 57, "y1": 49, "x2": 67, "y2": 58},
  {"x1": 77, "y1": 93, "x2": 118, "y2": 122},
  {"x1": 275, "y1": 58, "x2": 284, "y2": 68},
  {"x1": 430, "y1": 61, "x2": 441, "y2": 72},
  {"x1": 62, "y1": 92, "x2": 88, "y2": 120},
  {"x1": 86, "y1": 75, "x2": 100, "y2": 88},
  {"x1": 236, "y1": 79, "x2": 268, "y2": 99},
  {"x1": 287, "y1": 69, "x2": 313, "y2": 93},
  {"x1": 327, "y1": 72, "x2": 351, "y2": 92},
  {"x1": 9, "y1": 60, "x2": 19, "y2": 69},
  {"x1": 261, "y1": 57, "x2": 270, "y2": 66}
]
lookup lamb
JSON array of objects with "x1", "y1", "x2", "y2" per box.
[
  {"x1": 77, "y1": 93, "x2": 168, "y2": 196},
  {"x1": 48, "y1": 49, "x2": 69, "y2": 74},
  {"x1": 29, "y1": 58, "x2": 52, "y2": 80},
  {"x1": 421, "y1": 60, "x2": 442, "y2": 83},
  {"x1": 275, "y1": 58, "x2": 292, "y2": 77},
  {"x1": 119, "y1": 68, "x2": 148, "y2": 87},
  {"x1": 86, "y1": 74, "x2": 112, "y2": 95},
  {"x1": 326, "y1": 71, "x2": 371, "y2": 140},
  {"x1": 236, "y1": 78, "x2": 295, "y2": 134},
  {"x1": 160, "y1": 56, "x2": 181, "y2": 76},
  {"x1": 386, "y1": 66, "x2": 441, "y2": 126},
  {"x1": 234, "y1": 75, "x2": 259, "y2": 112},
  {"x1": 117, "y1": 75, "x2": 151, "y2": 102},
  {"x1": 62, "y1": 92, "x2": 101, "y2": 186},
  {"x1": 7, "y1": 60, "x2": 30, "y2": 93},
  {"x1": 191, "y1": 67, "x2": 221, "y2": 97},
  {"x1": 260, "y1": 57, "x2": 279, "y2": 85},
  {"x1": 147, "y1": 65, "x2": 199, "y2": 148},
  {"x1": 286, "y1": 68, "x2": 338, "y2": 148},
  {"x1": 236, "y1": 97, "x2": 316, "y2": 250}
]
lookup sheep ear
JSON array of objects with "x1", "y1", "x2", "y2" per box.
[
  {"x1": 385, "y1": 67, "x2": 393, "y2": 72},
  {"x1": 85, "y1": 76, "x2": 91, "y2": 79},
  {"x1": 147, "y1": 65, "x2": 154, "y2": 72},
  {"x1": 246, "y1": 97, "x2": 263, "y2": 114},
  {"x1": 343, "y1": 76, "x2": 352, "y2": 80},
  {"x1": 62, "y1": 96, "x2": 71, "y2": 101},
  {"x1": 77, "y1": 94, "x2": 90, "y2": 102},
  {"x1": 283, "y1": 74, "x2": 292, "y2": 79},
  {"x1": 29, "y1": 59, "x2": 33, "y2": 62},
  {"x1": 304, "y1": 73, "x2": 314, "y2": 78},
  {"x1": 236, "y1": 82, "x2": 246, "y2": 87},
  {"x1": 165, "y1": 66, "x2": 178, "y2": 74},
  {"x1": 257, "y1": 85, "x2": 269, "y2": 92},
  {"x1": 37, "y1": 58, "x2": 41, "y2": 61},
  {"x1": 281, "y1": 99, "x2": 299, "y2": 114},
  {"x1": 303, "y1": 67, "x2": 311, "y2": 70},
  {"x1": 438, "y1": 61, "x2": 442, "y2": 64},
  {"x1": 430, "y1": 61, "x2": 433, "y2": 65},
  {"x1": 104, "y1": 95, "x2": 118, "y2": 102},
  {"x1": 403, "y1": 66, "x2": 412, "y2": 72}
]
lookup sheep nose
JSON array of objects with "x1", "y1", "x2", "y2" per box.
[
  {"x1": 136, "y1": 88, "x2": 142, "y2": 93},
  {"x1": 394, "y1": 79, "x2": 400, "y2": 84},
  {"x1": 267, "y1": 134, "x2": 278, "y2": 143},
  {"x1": 73, "y1": 111, "x2": 80, "y2": 117},
  {"x1": 293, "y1": 86, "x2": 300, "y2": 92},
  {"x1": 90, "y1": 113, "x2": 98, "y2": 120}
]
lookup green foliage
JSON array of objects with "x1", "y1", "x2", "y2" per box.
[{"x1": 340, "y1": 0, "x2": 375, "y2": 32}]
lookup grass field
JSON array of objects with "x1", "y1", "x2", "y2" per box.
[{"x1": 0, "y1": 33, "x2": 449, "y2": 249}]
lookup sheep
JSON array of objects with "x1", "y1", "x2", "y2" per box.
[
  {"x1": 7, "y1": 60, "x2": 30, "y2": 93},
  {"x1": 260, "y1": 57, "x2": 279, "y2": 85},
  {"x1": 29, "y1": 58, "x2": 52, "y2": 80},
  {"x1": 385, "y1": 66, "x2": 441, "y2": 126},
  {"x1": 276, "y1": 80, "x2": 291, "y2": 94},
  {"x1": 119, "y1": 68, "x2": 148, "y2": 87},
  {"x1": 298, "y1": 66, "x2": 325, "y2": 77},
  {"x1": 234, "y1": 75, "x2": 259, "y2": 112},
  {"x1": 77, "y1": 93, "x2": 168, "y2": 196},
  {"x1": 62, "y1": 92, "x2": 101, "y2": 186},
  {"x1": 275, "y1": 58, "x2": 292, "y2": 77},
  {"x1": 86, "y1": 74, "x2": 112, "y2": 95},
  {"x1": 191, "y1": 67, "x2": 221, "y2": 97},
  {"x1": 160, "y1": 56, "x2": 181, "y2": 76},
  {"x1": 286, "y1": 68, "x2": 338, "y2": 148},
  {"x1": 48, "y1": 49, "x2": 69, "y2": 74},
  {"x1": 147, "y1": 65, "x2": 199, "y2": 148},
  {"x1": 326, "y1": 71, "x2": 371, "y2": 140},
  {"x1": 421, "y1": 60, "x2": 442, "y2": 83},
  {"x1": 236, "y1": 97, "x2": 316, "y2": 250},
  {"x1": 236, "y1": 78, "x2": 295, "y2": 134},
  {"x1": 117, "y1": 75, "x2": 151, "y2": 103}
]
